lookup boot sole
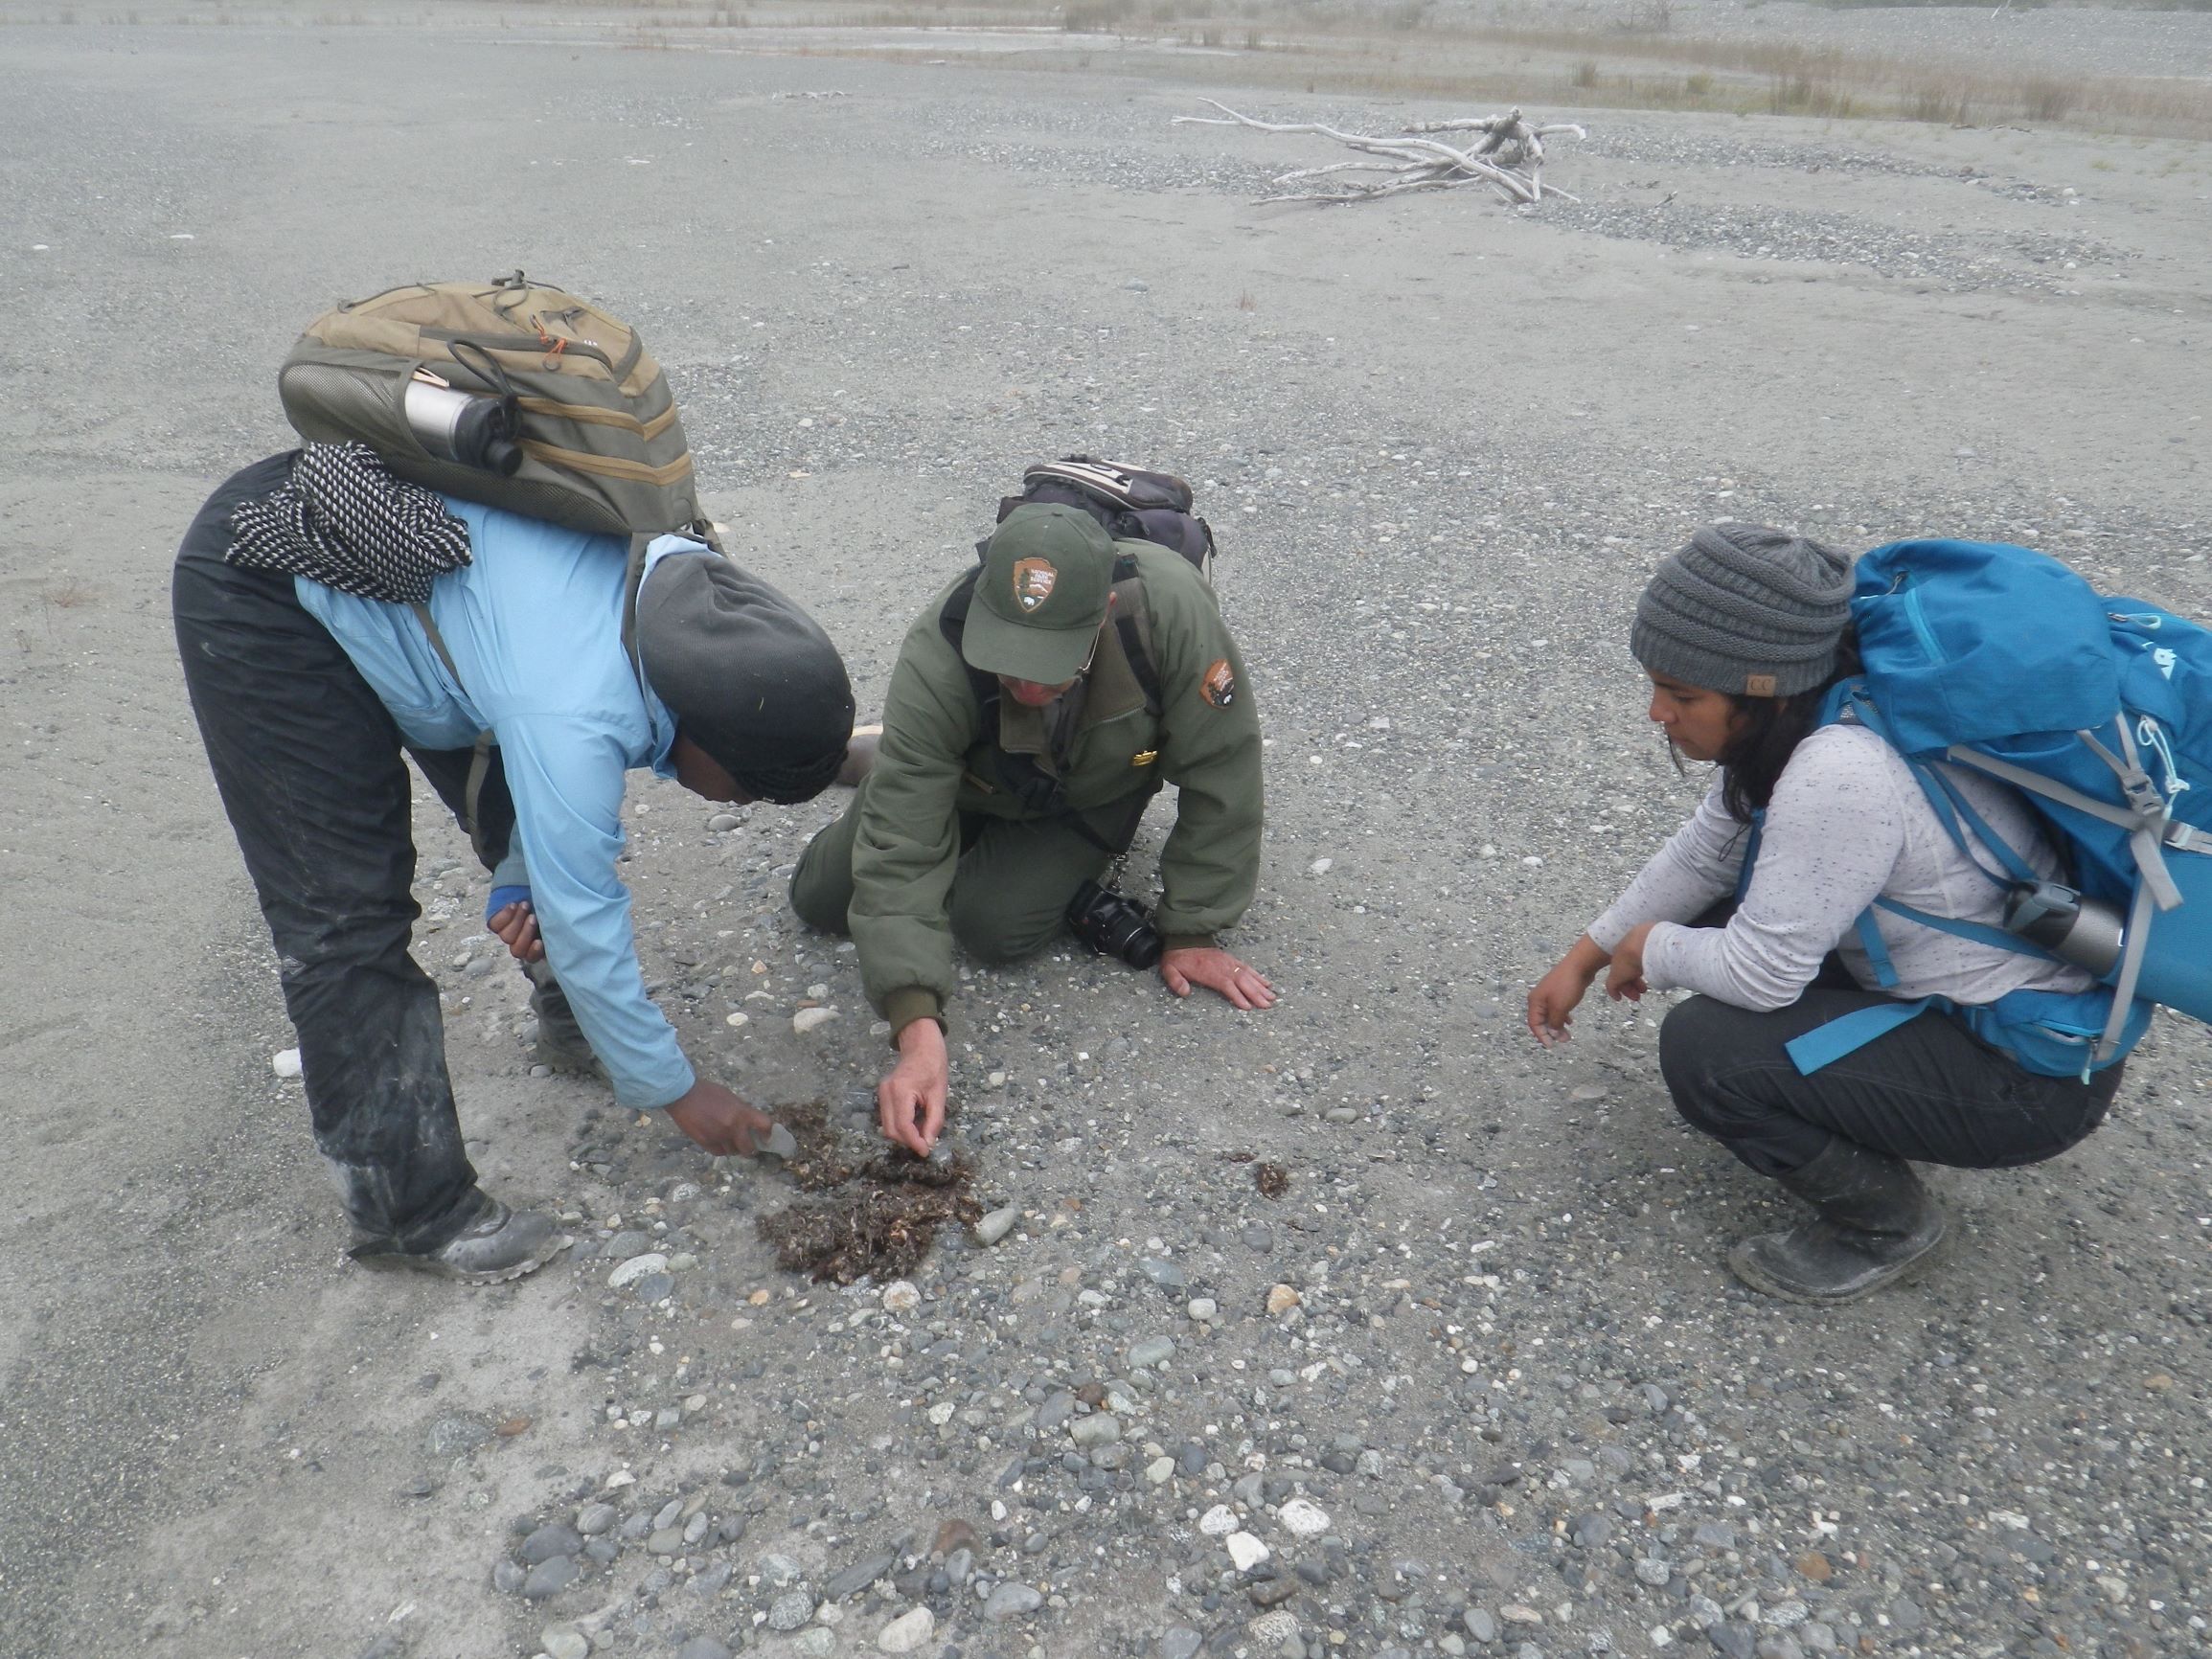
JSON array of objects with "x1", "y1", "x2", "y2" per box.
[
  {"x1": 1726, "y1": 1222, "x2": 1948, "y2": 1307},
  {"x1": 355, "y1": 1233, "x2": 572, "y2": 1286}
]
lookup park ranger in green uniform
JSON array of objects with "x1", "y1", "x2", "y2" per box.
[{"x1": 790, "y1": 501, "x2": 1273, "y2": 1155}]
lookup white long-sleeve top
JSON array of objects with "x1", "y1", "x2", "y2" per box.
[{"x1": 1587, "y1": 724, "x2": 2095, "y2": 1011}]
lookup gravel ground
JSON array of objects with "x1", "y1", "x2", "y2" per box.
[{"x1": 2, "y1": 12, "x2": 2208, "y2": 1659}]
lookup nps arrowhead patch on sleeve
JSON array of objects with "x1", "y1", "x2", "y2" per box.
[{"x1": 1200, "y1": 658, "x2": 1237, "y2": 709}]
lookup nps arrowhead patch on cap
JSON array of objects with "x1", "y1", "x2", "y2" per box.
[{"x1": 1013, "y1": 557, "x2": 1058, "y2": 613}]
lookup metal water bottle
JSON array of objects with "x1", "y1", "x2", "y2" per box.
[
  {"x1": 2003, "y1": 881, "x2": 2126, "y2": 977},
  {"x1": 403, "y1": 377, "x2": 522, "y2": 476}
]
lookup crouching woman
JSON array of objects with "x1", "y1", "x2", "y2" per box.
[{"x1": 1525, "y1": 523, "x2": 2124, "y2": 1305}]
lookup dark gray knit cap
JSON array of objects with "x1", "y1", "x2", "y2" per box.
[
  {"x1": 635, "y1": 552, "x2": 855, "y2": 805},
  {"x1": 1630, "y1": 522, "x2": 1854, "y2": 698}
]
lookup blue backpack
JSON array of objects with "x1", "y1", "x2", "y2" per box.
[{"x1": 1785, "y1": 537, "x2": 2212, "y2": 1081}]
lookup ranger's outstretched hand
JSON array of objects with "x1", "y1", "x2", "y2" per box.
[{"x1": 1160, "y1": 945, "x2": 1275, "y2": 1011}]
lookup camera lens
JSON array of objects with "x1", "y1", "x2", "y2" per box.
[{"x1": 1066, "y1": 880, "x2": 1163, "y2": 969}]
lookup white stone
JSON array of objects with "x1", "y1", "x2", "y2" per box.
[
  {"x1": 1308, "y1": 857, "x2": 1332, "y2": 875},
  {"x1": 881, "y1": 1279, "x2": 922, "y2": 1314},
  {"x1": 878, "y1": 1606, "x2": 936, "y2": 1653},
  {"x1": 1145, "y1": 1457, "x2": 1176, "y2": 1485},
  {"x1": 724, "y1": 1011, "x2": 749, "y2": 1028},
  {"x1": 271, "y1": 1048, "x2": 303, "y2": 1079},
  {"x1": 1198, "y1": 1505, "x2": 1239, "y2": 1536},
  {"x1": 975, "y1": 1206, "x2": 1019, "y2": 1245},
  {"x1": 1186, "y1": 1297, "x2": 1218, "y2": 1322},
  {"x1": 1223, "y1": 1532, "x2": 1270, "y2": 1572},
  {"x1": 1278, "y1": 1497, "x2": 1332, "y2": 1538},
  {"x1": 607, "y1": 1253, "x2": 669, "y2": 1288},
  {"x1": 792, "y1": 1006, "x2": 839, "y2": 1034}
]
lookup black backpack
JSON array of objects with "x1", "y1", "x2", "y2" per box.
[
  {"x1": 951, "y1": 456, "x2": 1220, "y2": 722},
  {"x1": 940, "y1": 457, "x2": 1219, "y2": 822},
  {"x1": 980, "y1": 457, "x2": 1215, "y2": 580}
]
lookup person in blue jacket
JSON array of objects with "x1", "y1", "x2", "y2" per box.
[{"x1": 173, "y1": 448, "x2": 854, "y2": 1284}]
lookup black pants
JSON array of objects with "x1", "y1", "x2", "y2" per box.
[
  {"x1": 1659, "y1": 988, "x2": 2123, "y2": 1178},
  {"x1": 172, "y1": 457, "x2": 509, "y2": 1251}
]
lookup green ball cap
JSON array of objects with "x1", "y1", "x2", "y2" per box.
[{"x1": 961, "y1": 503, "x2": 1117, "y2": 685}]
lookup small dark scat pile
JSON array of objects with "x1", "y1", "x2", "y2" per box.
[{"x1": 755, "y1": 1101, "x2": 982, "y2": 1284}]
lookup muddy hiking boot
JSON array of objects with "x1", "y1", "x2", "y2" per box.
[
  {"x1": 352, "y1": 1194, "x2": 569, "y2": 1285},
  {"x1": 526, "y1": 961, "x2": 604, "y2": 1079},
  {"x1": 1726, "y1": 1138, "x2": 1947, "y2": 1306}
]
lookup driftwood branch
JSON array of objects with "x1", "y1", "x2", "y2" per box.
[{"x1": 1174, "y1": 100, "x2": 1584, "y2": 207}]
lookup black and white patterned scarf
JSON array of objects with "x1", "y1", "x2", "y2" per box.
[{"x1": 226, "y1": 443, "x2": 471, "y2": 603}]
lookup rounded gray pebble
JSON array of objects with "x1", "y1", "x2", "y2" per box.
[
  {"x1": 425, "y1": 1416, "x2": 494, "y2": 1457},
  {"x1": 520, "y1": 1555, "x2": 580, "y2": 1599},
  {"x1": 983, "y1": 1580, "x2": 1044, "y2": 1621},
  {"x1": 765, "y1": 1588, "x2": 815, "y2": 1630},
  {"x1": 521, "y1": 1523, "x2": 582, "y2": 1563},
  {"x1": 1128, "y1": 1335, "x2": 1175, "y2": 1368},
  {"x1": 575, "y1": 1501, "x2": 617, "y2": 1536}
]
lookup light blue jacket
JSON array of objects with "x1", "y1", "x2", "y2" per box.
[{"x1": 295, "y1": 500, "x2": 704, "y2": 1110}]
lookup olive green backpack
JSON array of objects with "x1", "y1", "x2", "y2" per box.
[
  {"x1": 278, "y1": 272, "x2": 718, "y2": 861},
  {"x1": 276, "y1": 271, "x2": 710, "y2": 542}
]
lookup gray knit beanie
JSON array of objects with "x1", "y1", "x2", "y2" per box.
[{"x1": 1630, "y1": 522, "x2": 1854, "y2": 698}]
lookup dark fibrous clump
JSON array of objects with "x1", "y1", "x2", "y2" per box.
[{"x1": 756, "y1": 1102, "x2": 980, "y2": 1284}]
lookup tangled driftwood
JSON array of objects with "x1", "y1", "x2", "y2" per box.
[{"x1": 1174, "y1": 100, "x2": 1585, "y2": 207}]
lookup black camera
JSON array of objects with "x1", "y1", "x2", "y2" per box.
[{"x1": 1065, "y1": 879, "x2": 1163, "y2": 969}]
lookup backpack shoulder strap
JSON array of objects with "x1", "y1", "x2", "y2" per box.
[
  {"x1": 1108, "y1": 551, "x2": 1164, "y2": 715},
  {"x1": 620, "y1": 533, "x2": 651, "y2": 684},
  {"x1": 409, "y1": 599, "x2": 499, "y2": 866},
  {"x1": 937, "y1": 566, "x2": 1002, "y2": 720}
]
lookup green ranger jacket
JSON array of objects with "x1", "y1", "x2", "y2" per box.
[{"x1": 853, "y1": 542, "x2": 1264, "y2": 1033}]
